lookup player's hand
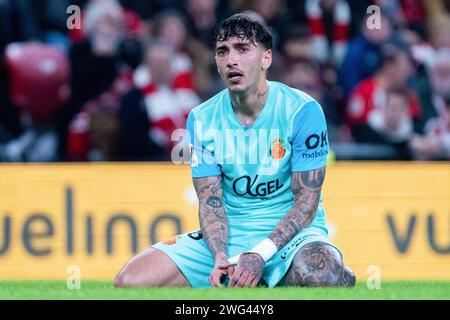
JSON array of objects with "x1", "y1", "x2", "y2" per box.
[
  {"x1": 209, "y1": 252, "x2": 235, "y2": 288},
  {"x1": 228, "y1": 253, "x2": 264, "y2": 288}
]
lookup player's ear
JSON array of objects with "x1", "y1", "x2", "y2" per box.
[{"x1": 262, "y1": 49, "x2": 272, "y2": 71}]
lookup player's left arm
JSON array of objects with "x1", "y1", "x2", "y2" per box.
[
  {"x1": 268, "y1": 167, "x2": 325, "y2": 248},
  {"x1": 228, "y1": 100, "x2": 329, "y2": 288},
  {"x1": 269, "y1": 100, "x2": 328, "y2": 248},
  {"x1": 228, "y1": 167, "x2": 325, "y2": 288}
]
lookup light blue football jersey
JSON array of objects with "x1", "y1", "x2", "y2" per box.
[{"x1": 186, "y1": 81, "x2": 329, "y2": 234}]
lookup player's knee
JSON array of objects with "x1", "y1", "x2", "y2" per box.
[
  {"x1": 114, "y1": 264, "x2": 159, "y2": 288},
  {"x1": 114, "y1": 248, "x2": 179, "y2": 288},
  {"x1": 113, "y1": 271, "x2": 126, "y2": 288},
  {"x1": 114, "y1": 260, "x2": 158, "y2": 288},
  {"x1": 296, "y1": 261, "x2": 343, "y2": 287},
  {"x1": 286, "y1": 243, "x2": 345, "y2": 287},
  {"x1": 113, "y1": 267, "x2": 137, "y2": 288},
  {"x1": 113, "y1": 256, "x2": 149, "y2": 288}
]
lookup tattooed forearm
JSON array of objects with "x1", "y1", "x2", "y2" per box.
[
  {"x1": 193, "y1": 176, "x2": 228, "y2": 259},
  {"x1": 269, "y1": 166, "x2": 326, "y2": 249}
]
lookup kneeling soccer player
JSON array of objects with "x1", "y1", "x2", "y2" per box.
[{"x1": 114, "y1": 13, "x2": 356, "y2": 288}]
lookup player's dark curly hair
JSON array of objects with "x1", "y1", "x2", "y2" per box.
[{"x1": 214, "y1": 13, "x2": 273, "y2": 50}]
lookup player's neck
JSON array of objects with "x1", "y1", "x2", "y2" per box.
[{"x1": 229, "y1": 79, "x2": 269, "y2": 118}]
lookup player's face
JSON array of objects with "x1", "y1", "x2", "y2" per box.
[{"x1": 215, "y1": 36, "x2": 272, "y2": 94}]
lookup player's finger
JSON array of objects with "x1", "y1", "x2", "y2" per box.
[
  {"x1": 250, "y1": 276, "x2": 260, "y2": 288},
  {"x1": 216, "y1": 270, "x2": 228, "y2": 287},
  {"x1": 228, "y1": 268, "x2": 242, "y2": 287},
  {"x1": 235, "y1": 272, "x2": 249, "y2": 288},
  {"x1": 226, "y1": 265, "x2": 235, "y2": 278},
  {"x1": 210, "y1": 270, "x2": 224, "y2": 287},
  {"x1": 208, "y1": 275, "x2": 215, "y2": 287},
  {"x1": 213, "y1": 274, "x2": 225, "y2": 287},
  {"x1": 218, "y1": 260, "x2": 232, "y2": 270},
  {"x1": 243, "y1": 274, "x2": 256, "y2": 287},
  {"x1": 228, "y1": 273, "x2": 238, "y2": 287},
  {"x1": 230, "y1": 268, "x2": 247, "y2": 288},
  {"x1": 209, "y1": 274, "x2": 217, "y2": 287},
  {"x1": 211, "y1": 277, "x2": 220, "y2": 288}
]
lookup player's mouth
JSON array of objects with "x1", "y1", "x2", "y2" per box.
[{"x1": 227, "y1": 71, "x2": 243, "y2": 83}]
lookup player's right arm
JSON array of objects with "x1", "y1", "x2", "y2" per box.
[
  {"x1": 187, "y1": 111, "x2": 233, "y2": 287},
  {"x1": 193, "y1": 175, "x2": 233, "y2": 287}
]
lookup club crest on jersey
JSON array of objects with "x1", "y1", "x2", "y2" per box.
[{"x1": 270, "y1": 138, "x2": 285, "y2": 160}]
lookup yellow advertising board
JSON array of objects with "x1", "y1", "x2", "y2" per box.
[{"x1": 0, "y1": 162, "x2": 448, "y2": 281}]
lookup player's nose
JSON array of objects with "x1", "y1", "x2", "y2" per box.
[{"x1": 226, "y1": 50, "x2": 239, "y2": 67}]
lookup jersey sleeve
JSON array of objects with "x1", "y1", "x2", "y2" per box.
[
  {"x1": 291, "y1": 100, "x2": 329, "y2": 172},
  {"x1": 186, "y1": 111, "x2": 222, "y2": 178}
]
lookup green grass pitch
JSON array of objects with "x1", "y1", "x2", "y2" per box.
[{"x1": 0, "y1": 281, "x2": 449, "y2": 300}]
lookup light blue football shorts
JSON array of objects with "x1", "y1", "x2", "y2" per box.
[{"x1": 152, "y1": 222, "x2": 342, "y2": 288}]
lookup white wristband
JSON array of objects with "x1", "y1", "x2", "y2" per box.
[{"x1": 228, "y1": 238, "x2": 278, "y2": 265}]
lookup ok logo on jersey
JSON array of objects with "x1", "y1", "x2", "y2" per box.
[{"x1": 305, "y1": 131, "x2": 328, "y2": 150}]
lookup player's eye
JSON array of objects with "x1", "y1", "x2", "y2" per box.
[
  {"x1": 216, "y1": 50, "x2": 226, "y2": 57},
  {"x1": 239, "y1": 47, "x2": 249, "y2": 53}
]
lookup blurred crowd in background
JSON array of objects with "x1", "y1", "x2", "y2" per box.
[{"x1": 0, "y1": 0, "x2": 449, "y2": 162}]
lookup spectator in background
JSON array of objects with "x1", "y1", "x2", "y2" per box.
[
  {"x1": 347, "y1": 43, "x2": 421, "y2": 142},
  {"x1": 280, "y1": 23, "x2": 344, "y2": 123},
  {"x1": 406, "y1": 15, "x2": 450, "y2": 74},
  {"x1": 281, "y1": 58, "x2": 342, "y2": 142},
  {"x1": 184, "y1": 0, "x2": 221, "y2": 47},
  {"x1": 244, "y1": 0, "x2": 287, "y2": 50},
  {"x1": 133, "y1": 10, "x2": 195, "y2": 92},
  {"x1": 410, "y1": 97, "x2": 450, "y2": 160},
  {"x1": 119, "y1": 41, "x2": 200, "y2": 160},
  {"x1": 67, "y1": 65, "x2": 134, "y2": 161},
  {"x1": 27, "y1": 0, "x2": 88, "y2": 49},
  {"x1": 61, "y1": 0, "x2": 132, "y2": 161},
  {"x1": 339, "y1": 89, "x2": 415, "y2": 160},
  {"x1": 428, "y1": 14, "x2": 450, "y2": 50},
  {"x1": 118, "y1": 0, "x2": 166, "y2": 21},
  {"x1": 375, "y1": 0, "x2": 427, "y2": 38},
  {"x1": 423, "y1": 1, "x2": 450, "y2": 35},
  {"x1": 367, "y1": 89, "x2": 414, "y2": 143},
  {"x1": 0, "y1": 42, "x2": 71, "y2": 162},
  {"x1": 183, "y1": 0, "x2": 234, "y2": 99},
  {"x1": 0, "y1": 0, "x2": 41, "y2": 52},
  {"x1": 281, "y1": 59, "x2": 322, "y2": 101},
  {"x1": 362, "y1": 88, "x2": 415, "y2": 159},
  {"x1": 304, "y1": 0, "x2": 351, "y2": 67},
  {"x1": 0, "y1": 49, "x2": 21, "y2": 147},
  {"x1": 287, "y1": 0, "x2": 368, "y2": 38},
  {"x1": 0, "y1": 0, "x2": 42, "y2": 154},
  {"x1": 415, "y1": 48, "x2": 450, "y2": 132},
  {"x1": 398, "y1": 0, "x2": 428, "y2": 38},
  {"x1": 281, "y1": 24, "x2": 314, "y2": 63},
  {"x1": 411, "y1": 49, "x2": 450, "y2": 160},
  {"x1": 339, "y1": 15, "x2": 393, "y2": 98}
]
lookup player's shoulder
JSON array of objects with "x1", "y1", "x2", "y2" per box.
[
  {"x1": 269, "y1": 81, "x2": 322, "y2": 114},
  {"x1": 188, "y1": 88, "x2": 228, "y2": 123}
]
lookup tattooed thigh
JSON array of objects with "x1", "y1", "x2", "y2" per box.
[{"x1": 282, "y1": 242, "x2": 344, "y2": 287}]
